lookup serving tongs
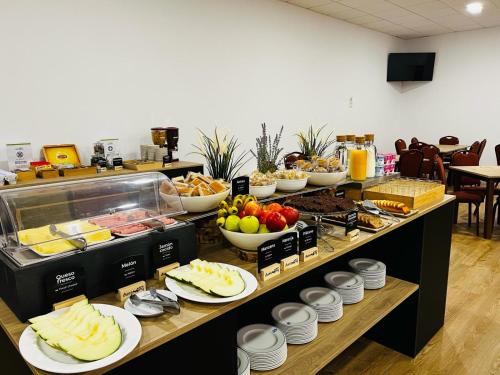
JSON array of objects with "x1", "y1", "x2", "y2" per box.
[
  {"x1": 49, "y1": 224, "x2": 88, "y2": 251},
  {"x1": 358, "y1": 200, "x2": 399, "y2": 223},
  {"x1": 130, "y1": 288, "x2": 181, "y2": 315}
]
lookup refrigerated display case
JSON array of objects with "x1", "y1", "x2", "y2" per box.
[{"x1": 0, "y1": 172, "x2": 197, "y2": 321}]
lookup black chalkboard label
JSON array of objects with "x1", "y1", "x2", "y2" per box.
[
  {"x1": 111, "y1": 255, "x2": 145, "y2": 290},
  {"x1": 44, "y1": 267, "x2": 85, "y2": 305},
  {"x1": 280, "y1": 232, "x2": 298, "y2": 260},
  {"x1": 232, "y1": 176, "x2": 249, "y2": 197},
  {"x1": 345, "y1": 210, "x2": 358, "y2": 235},
  {"x1": 335, "y1": 189, "x2": 345, "y2": 198},
  {"x1": 257, "y1": 239, "x2": 278, "y2": 273},
  {"x1": 152, "y1": 238, "x2": 179, "y2": 269},
  {"x1": 299, "y1": 226, "x2": 317, "y2": 251}
]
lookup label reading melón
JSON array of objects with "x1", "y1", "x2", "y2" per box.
[{"x1": 111, "y1": 254, "x2": 145, "y2": 290}]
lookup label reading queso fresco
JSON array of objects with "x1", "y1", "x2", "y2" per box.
[
  {"x1": 257, "y1": 239, "x2": 278, "y2": 273},
  {"x1": 299, "y1": 225, "x2": 317, "y2": 252},
  {"x1": 44, "y1": 267, "x2": 85, "y2": 306},
  {"x1": 111, "y1": 254, "x2": 145, "y2": 290}
]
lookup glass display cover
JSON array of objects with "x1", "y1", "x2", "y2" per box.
[{"x1": 0, "y1": 172, "x2": 185, "y2": 266}]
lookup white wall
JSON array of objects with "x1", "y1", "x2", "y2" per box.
[
  {"x1": 0, "y1": 0, "x2": 403, "y2": 173},
  {"x1": 397, "y1": 27, "x2": 500, "y2": 165}
]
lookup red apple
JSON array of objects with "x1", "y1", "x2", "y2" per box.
[
  {"x1": 266, "y1": 212, "x2": 287, "y2": 232},
  {"x1": 259, "y1": 210, "x2": 272, "y2": 225},
  {"x1": 266, "y1": 202, "x2": 283, "y2": 213},
  {"x1": 244, "y1": 201, "x2": 262, "y2": 217},
  {"x1": 239, "y1": 210, "x2": 247, "y2": 219},
  {"x1": 279, "y1": 206, "x2": 299, "y2": 226}
]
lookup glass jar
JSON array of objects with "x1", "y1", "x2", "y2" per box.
[
  {"x1": 350, "y1": 136, "x2": 367, "y2": 181},
  {"x1": 345, "y1": 135, "x2": 356, "y2": 177},
  {"x1": 365, "y1": 134, "x2": 377, "y2": 178},
  {"x1": 334, "y1": 135, "x2": 348, "y2": 170}
]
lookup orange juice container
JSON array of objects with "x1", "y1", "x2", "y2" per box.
[
  {"x1": 345, "y1": 134, "x2": 356, "y2": 177},
  {"x1": 350, "y1": 136, "x2": 367, "y2": 181}
]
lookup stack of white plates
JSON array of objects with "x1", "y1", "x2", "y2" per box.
[
  {"x1": 237, "y1": 324, "x2": 287, "y2": 371},
  {"x1": 349, "y1": 258, "x2": 386, "y2": 289},
  {"x1": 237, "y1": 348, "x2": 251, "y2": 375},
  {"x1": 299, "y1": 287, "x2": 343, "y2": 322},
  {"x1": 272, "y1": 302, "x2": 318, "y2": 344},
  {"x1": 324, "y1": 271, "x2": 364, "y2": 304}
]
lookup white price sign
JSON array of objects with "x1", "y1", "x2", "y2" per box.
[{"x1": 6, "y1": 143, "x2": 33, "y2": 171}]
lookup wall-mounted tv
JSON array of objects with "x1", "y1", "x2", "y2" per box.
[{"x1": 387, "y1": 52, "x2": 436, "y2": 82}]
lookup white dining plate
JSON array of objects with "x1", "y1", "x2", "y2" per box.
[
  {"x1": 349, "y1": 258, "x2": 386, "y2": 273},
  {"x1": 19, "y1": 304, "x2": 142, "y2": 374},
  {"x1": 324, "y1": 271, "x2": 364, "y2": 289},
  {"x1": 165, "y1": 263, "x2": 258, "y2": 304},
  {"x1": 299, "y1": 287, "x2": 342, "y2": 308},
  {"x1": 124, "y1": 289, "x2": 178, "y2": 317},
  {"x1": 272, "y1": 303, "x2": 318, "y2": 327},
  {"x1": 237, "y1": 324, "x2": 287, "y2": 354},
  {"x1": 237, "y1": 348, "x2": 251, "y2": 375}
]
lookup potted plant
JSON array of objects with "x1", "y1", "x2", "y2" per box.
[
  {"x1": 250, "y1": 123, "x2": 284, "y2": 173},
  {"x1": 191, "y1": 128, "x2": 251, "y2": 181},
  {"x1": 296, "y1": 125, "x2": 335, "y2": 159}
]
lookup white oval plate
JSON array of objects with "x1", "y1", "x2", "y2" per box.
[
  {"x1": 19, "y1": 304, "x2": 141, "y2": 374},
  {"x1": 165, "y1": 263, "x2": 257, "y2": 304},
  {"x1": 124, "y1": 289, "x2": 178, "y2": 317}
]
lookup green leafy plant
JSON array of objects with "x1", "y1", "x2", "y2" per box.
[
  {"x1": 191, "y1": 128, "x2": 251, "y2": 181},
  {"x1": 296, "y1": 125, "x2": 335, "y2": 158},
  {"x1": 250, "y1": 123, "x2": 284, "y2": 173}
]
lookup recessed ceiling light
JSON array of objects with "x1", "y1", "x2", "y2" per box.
[{"x1": 466, "y1": 2, "x2": 483, "y2": 15}]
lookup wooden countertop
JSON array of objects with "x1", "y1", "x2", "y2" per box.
[
  {"x1": 0, "y1": 195, "x2": 455, "y2": 375},
  {"x1": 449, "y1": 166, "x2": 500, "y2": 180},
  {"x1": 0, "y1": 161, "x2": 203, "y2": 191}
]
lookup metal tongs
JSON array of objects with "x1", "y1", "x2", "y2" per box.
[
  {"x1": 358, "y1": 200, "x2": 400, "y2": 223},
  {"x1": 130, "y1": 287, "x2": 181, "y2": 315},
  {"x1": 49, "y1": 224, "x2": 88, "y2": 251}
]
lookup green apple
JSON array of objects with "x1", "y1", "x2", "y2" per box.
[
  {"x1": 224, "y1": 215, "x2": 241, "y2": 232},
  {"x1": 282, "y1": 224, "x2": 289, "y2": 231},
  {"x1": 258, "y1": 224, "x2": 270, "y2": 234},
  {"x1": 239, "y1": 216, "x2": 260, "y2": 234}
]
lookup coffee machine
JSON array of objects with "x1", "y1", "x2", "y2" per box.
[{"x1": 166, "y1": 127, "x2": 179, "y2": 162}]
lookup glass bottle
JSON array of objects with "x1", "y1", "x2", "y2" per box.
[
  {"x1": 350, "y1": 136, "x2": 368, "y2": 181},
  {"x1": 345, "y1": 135, "x2": 356, "y2": 177},
  {"x1": 334, "y1": 135, "x2": 348, "y2": 171},
  {"x1": 365, "y1": 134, "x2": 377, "y2": 178}
]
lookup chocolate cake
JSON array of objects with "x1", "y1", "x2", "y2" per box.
[{"x1": 286, "y1": 194, "x2": 355, "y2": 213}]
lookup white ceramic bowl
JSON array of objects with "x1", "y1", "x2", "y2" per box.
[
  {"x1": 249, "y1": 183, "x2": 277, "y2": 198},
  {"x1": 307, "y1": 171, "x2": 347, "y2": 186},
  {"x1": 275, "y1": 177, "x2": 309, "y2": 192},
  {"x1": 164, "y1": 189, "x2": 230, "y2": 213},
  {"x1": 220, "y1": 225, "x2": 297, "y2": 251}
]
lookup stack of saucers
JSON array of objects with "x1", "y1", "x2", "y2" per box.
[
  {"x1": 272, "y1": 302, "x2": 318, "y2": 344},
  {"x1": 237, "y1": 324, "x2": 287, "y2": 371},
  {"x1": 324, "y1": 271, "x2": 364, "y2": 304},
  {"x1": 237, "y1": 348, "x2": 251, "y2": 375},
  {"x1": 299, "y1": 287, "x2": 343, "y2": 322},
  {"x1": 349, "y1": 258, "x2": 386, "y2": 289}
]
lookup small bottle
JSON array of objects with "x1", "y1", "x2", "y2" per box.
[
  {"x1": 350, "y1": 136, "x2": 368, "y2": 181},
  {"x1": 334, "y1": 135, "x2": 348, "y2": 171},
  {"x1": 365, "y1": 134, "x2": 377, "y2": 178},
  {"x1": 345, "y1": 135, "x2": 356, "y2": 177}
]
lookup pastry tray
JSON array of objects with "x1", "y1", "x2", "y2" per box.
[{"x1": 322, "y1": 217, "x2": 392, "y2": 233}]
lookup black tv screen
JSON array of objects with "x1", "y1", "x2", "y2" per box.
[{"x1": 387, "y1": 53, "x2": 436, "y2": 81}]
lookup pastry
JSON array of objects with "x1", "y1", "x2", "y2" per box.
[{"x1": 372, "y1": 200, "x2": 410, "y2": 214}]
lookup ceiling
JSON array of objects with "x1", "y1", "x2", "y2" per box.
[{"x1": 280, "y1": 0, "x2": 500, "y2": 39}]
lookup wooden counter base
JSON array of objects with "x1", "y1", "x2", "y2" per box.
[{"x1": 0, "y1": 196, "x2": 455, "y2": 375}]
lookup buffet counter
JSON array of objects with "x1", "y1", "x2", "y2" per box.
[{"x1": 0, "y1": 195, "x2": 455, "y2": 375}]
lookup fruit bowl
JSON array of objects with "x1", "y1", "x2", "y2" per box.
[
  {"x1": 162, "y1": 190, "x2": 230, "y2": 213},
  {"x1": 249, "y1": 183, "x2": 277, "y2": 198},
  {"x1": 275, "y1": 177, "x2": 308, "y2": 192},
  {"x1": 219, "y1": 225, "x2": 297, "y2": 251},
  {"x1": 307, "y1": 171, "x2": 347, "y2": 186}
]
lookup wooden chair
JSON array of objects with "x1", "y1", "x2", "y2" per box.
[
  {"x1": 399, "y1": 149, "x2": 423, "y2": 178},
  {"x1": 452, "y1": 151, "x2": 481, "y2": 187},
  {"x1": 395, "y1": 139, "x2": 407, "y2": 155},
  {"x1": 435, "y1": 155, "x2": 483, "y2": 235},
  {"x1": 439, "y1": 136, "x2": 459, "y2": 145},
  {"x1": 408, "y1": 141, "x2": 428, "y2": 151},
  {"x1": 493, "y1": 144, "x2": 500, "y2": 224},
  {"x1": 421, "y1": 145, "x2": 440, "y2": 179},
  {"x1": 410, "y1": 137, "x2": 419, "y2": 144},
  {"x1": 477, "y1": 139, "x2": 487, "y2": 161},
  {"x1": 468, "y1": 141, "x2": 480, "y2": 155},
  {"x1": 283, "y1": 152, "x2": 305, "y2": 170}
]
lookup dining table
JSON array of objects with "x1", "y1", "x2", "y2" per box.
[
  {"x1": 449, "y1": 166, "x2": 500, "y2": 239},
  {"x1": 433, "y1": 144, "x2": 469, "y2": 155}
]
